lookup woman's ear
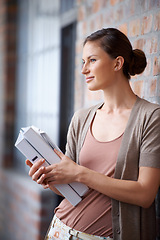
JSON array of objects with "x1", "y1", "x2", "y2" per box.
[{"x1": 114, "y1": 56, "x2": 124, "y2": 71}]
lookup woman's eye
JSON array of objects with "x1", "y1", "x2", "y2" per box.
[{"x1": 90, "y1": 59, "x2": 96, "y2": 63}]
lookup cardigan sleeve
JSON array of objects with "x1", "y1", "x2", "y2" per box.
[
  {"x1": 139, "y1": 108, "x2": 160, "y2": 168},
  {"x1": 64, "y1": 105, "x2": 100, "y2": 164},
  {"x1": 65, "y1": 112, "x2": 78, "y2": 162}
]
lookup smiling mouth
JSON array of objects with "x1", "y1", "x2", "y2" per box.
[{"x1": 86, "y1": 76, "x2": 94, "y2": 83}]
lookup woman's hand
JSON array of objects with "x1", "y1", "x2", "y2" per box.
[
  {"x1": 36, "y1": 149, "x2": 80, "y2": 187},
  {"x1": 25, "y1": 149, "x2": 81, "y2": 195},
  {"x1": 26, "y1": 158, "x2": 49, "y2": 189},
  {"x1": 25, "y1": 158, "x2": 62, "y2": 196}
]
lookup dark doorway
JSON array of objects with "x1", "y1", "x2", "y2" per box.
[{"x1": 59, "y1": 22, "x2": 76, "y2": 153}]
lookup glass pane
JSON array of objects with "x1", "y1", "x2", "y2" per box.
[
  {"x1": 15, "y1": 0, "x2": 61, "y2": 171},
  {"x1": 60, "y1": 0, "x2": 74, "y2": 13}
]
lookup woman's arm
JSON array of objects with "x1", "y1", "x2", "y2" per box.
[
  {"x1": 77, "y1": 164, "x2": 160, "y2": 208},
  {"x1": 37, "y1": 149, "x2": 160, "y2": 208}
]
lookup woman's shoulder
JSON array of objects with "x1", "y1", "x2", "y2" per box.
[{"x1": 137, "y1": 97, "x2": 160, "y2": 115}]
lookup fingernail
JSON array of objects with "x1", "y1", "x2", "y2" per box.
[{"x1": 41, "y1": 159, "x2": 45, "y2": 163}]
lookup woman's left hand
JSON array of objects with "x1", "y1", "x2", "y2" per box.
[{"x1": 37, "y1": 149, "x2": 80, "y2": 186}]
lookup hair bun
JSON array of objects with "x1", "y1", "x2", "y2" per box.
[{"x1": 129, "y1": 49, "x2": 147, "y2": 76}]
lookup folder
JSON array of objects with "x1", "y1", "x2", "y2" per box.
[{"x1": 15, "y1": 126, "x2": 88, "y2": 206}]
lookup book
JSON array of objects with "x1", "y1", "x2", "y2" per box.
[{"x1": 15, "y1": 126, "x2": 89, "y2": 206}]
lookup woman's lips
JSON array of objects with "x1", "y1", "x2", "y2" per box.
[{"x1": 86, "y1": 76, "x2": 94, "y2": 83}]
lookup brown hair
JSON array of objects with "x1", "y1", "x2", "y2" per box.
[{"x1": 83, "y1": 28, "x2": 147, "y2": 79}]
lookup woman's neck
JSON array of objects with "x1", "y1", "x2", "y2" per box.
[{"x1": 102, "y1": 78, "x2": 137, "y2": 113}]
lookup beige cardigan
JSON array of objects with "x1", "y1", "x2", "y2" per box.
[{"x1": 65, "y1": 96, "x2": 160, "y2": 240}]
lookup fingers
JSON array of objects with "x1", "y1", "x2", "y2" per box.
[
  {"x1": 37, "y1": 173, "x2": 46, "y2": 184},
  {"x1": 26, "y1": 151, "x2": 70, "y2": 189},
  {"x1": 26, "y1": 158, "x2": 55, "y2": 189},
  {"x1": 54, "y1": 148, "x2": 64, "y2": 159},
  {"x1": 31, "y1": 166, "x2": 45, "y2": 182},
  {"x1": 26, "y1": 159, "x2": 33, "y2": 167},
  {"x1": 28, "y1": 159, "x2": 45, "y2": 177},
  {"x1": 37, "y1": 171, "x2": 54, "y2": 185},
  {"x1": 42, "y1": 184, "x2": 49, "y2": 189},
  {"x1": 31, "y1": 162, "x2": 53, "y2": 184}
]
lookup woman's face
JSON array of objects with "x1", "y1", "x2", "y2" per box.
[{"x1": 82, "y1": 41, "x2": 117, "y2": 91}]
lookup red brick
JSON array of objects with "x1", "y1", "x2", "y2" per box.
[
  {"x1": 133, "y1": 38, "x2": 146, "y2": 51},
  {"x1": 78, "y1": 6, "x2": 85, "y2": 21},
  {"x1": 153, "y1": 56, "x2": 160, "y2": 76},
  {"x1": 110, "y1": 0, "x2": 118, "y2": 6},
  {"x1": 129, "y1": 19, "x2": 140, "y2": 37},
  {"x1": 149, "y1": 0, "x2": 160, "y2": 9},
  {"x1": 77, "y1": 0, "x2": 82, "y2": 5},
  {"x1": 140, "y1": 0, "x2": 149, "y2": 11},
  {"x1": 74, "y1": 76, "x2": 85, "y2": 110},
  {"x1": 144, "y1": 58, "x2": 151, "y2": 76},
  {"x1": 82, "y1": 21, "x2": 87, "y2": 36},
  {"x1": 130, "y1": 81, "x2": 134, "y2": 92},
  {"x1": 92, "y1": 0, "x2": 101, "y2": 13},
  {"x1": 149, "y1": 78, "x2": 157, "y2": 97},
  {"x1": 118, "y1": 23, "x2": 128, "y2": 36},
  {"x1": 101, "y1": 0, "x2": 108, "y2": 8},
  {"x1": 95, "y1": 14, "x2": 103, "y2": 29},
  {"x1": 114, "y1": 5, "x2": 123, "y2": 22},
  {"x1": 149, "y1": 0, "x2": 155, "y2": 9},
  {"x1": 154, "y1": 11, "x2": 160, "y2": 31},
  {"x1": 28, "y1": 189, "x2": 41, "y2": 202},
  {"x1": 125, "y1": 0, "x2": 135, "y2": 18},
  {"x1": 76, "y1": 39, "x2": 83, "y2": 55},
  {"x1": 145, "y1": 37, "x2": 158, "y2": 54},
  {"x1": 132, "y1": 80, "x2": 144, "y2": 97},
  {"x1": 89, "y1": 18, "x2": 95, "y2": 32},
  {"x1": 141, "y1": 15, "x2": 153, "y2": 34},
  {"x1": 104, "y1": 8, "x2": 114, "y2": 25}
]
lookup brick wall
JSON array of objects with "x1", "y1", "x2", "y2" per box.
[
  {"x1": 0, "y1": 169, "x2": 57, "y2": 240},
  {"x1": 75, "y1": 0, "x2": 160, "y2": 109}
]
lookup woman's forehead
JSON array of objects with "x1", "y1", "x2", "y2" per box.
[
  {"x1": 82, "y1": 41, "x2": 104, "y2": 58},
  {"x1": 82, "y1": 41, "x2": 108, "y2": 59}
]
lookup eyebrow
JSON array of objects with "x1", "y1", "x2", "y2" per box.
[{"x1": 82, "y1": 55, "x2": 98, "y2": 60}]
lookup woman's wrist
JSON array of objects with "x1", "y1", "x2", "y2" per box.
[{"x1": 75, "y1": 165, "x2": 90, "y2": 184}]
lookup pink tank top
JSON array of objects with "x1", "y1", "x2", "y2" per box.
[{"x1": 55, "y1": 126, "x2": 123, "y2": 238}]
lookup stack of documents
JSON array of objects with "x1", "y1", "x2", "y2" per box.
[{"x1": 15, "y1": 126, "x2": 88, "y2": 206}]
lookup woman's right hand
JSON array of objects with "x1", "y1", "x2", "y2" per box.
[
  {"x1": 25, "y1": 159, "x2": 63, "y2": 196},
  {"x1": 26, "y1": 158, "x2": 49, "y2": 189}
]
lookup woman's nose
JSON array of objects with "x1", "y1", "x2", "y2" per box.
[{"x1": 81, "y1": 63, "x2": 90, "y2": 75}]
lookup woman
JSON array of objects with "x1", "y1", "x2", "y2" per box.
[{"x1": 26, "y1": 28, "x2": 160, "y2": 240}]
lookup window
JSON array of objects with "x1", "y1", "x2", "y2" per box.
[
  {"x1": 14, "y1": 0, "x2": 77, "y2": 171},
  {"x1": 15, "y1": 0, "x2": 61, "y2": 171},
  {"x1": 60, "y1": 0, "x2": 75, "y2": 13}
]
